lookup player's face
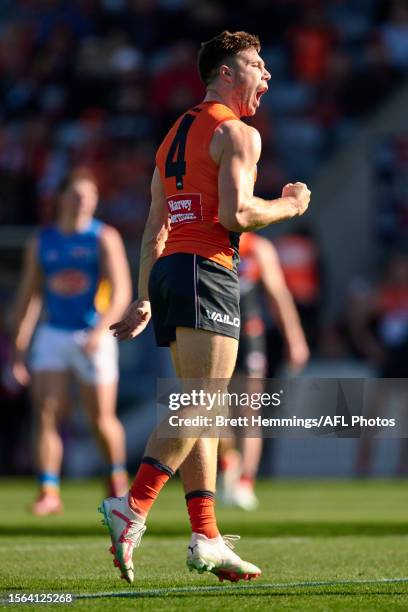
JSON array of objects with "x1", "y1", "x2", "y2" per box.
[
  {"x1": 230, "y1": 47, "x2": 271, "y2": 117},
  {"x1": 60, "y1": 179, "x2": 98, "y2": 220}
]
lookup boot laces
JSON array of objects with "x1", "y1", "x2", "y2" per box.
[
  {"x1": 222, "y1": 534, "x2": 240, "y2": 550},
  {"x1": 126, "y1": 522, "x2": 146, "y2": 545}
]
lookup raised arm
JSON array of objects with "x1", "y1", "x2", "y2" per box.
[
  {"x1": 214, "y1": 120, "x2": 310, "y2": 232},
  {"x1": 254, "y1": 235, "x2": 310, "y2": 373},
  {"x1": 110, "y1": 167, "x2": 169, "y2": 341}
]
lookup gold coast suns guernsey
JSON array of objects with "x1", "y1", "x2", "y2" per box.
[{"x1": 156, "y1": 102, "x2": 241, "y2": 271}]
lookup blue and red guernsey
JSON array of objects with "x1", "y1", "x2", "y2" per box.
[
  {"x1": 156, "y1": 102, "x2": 243, "y2": 271},
  {"x1": 38, "y1": 219, "x2": 103, "y2": 330}
]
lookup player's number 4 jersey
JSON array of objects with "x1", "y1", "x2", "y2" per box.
[{"x1": 156, "y1": 102, "x2": 243, "y2": 271}]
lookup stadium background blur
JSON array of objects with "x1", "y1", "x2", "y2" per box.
[{"x1": 0, "y1": 0, "x2": 407, "y2": 480}]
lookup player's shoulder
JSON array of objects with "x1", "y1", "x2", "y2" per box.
[
  {"x1": 252, "y1": 233, "x2": 279, "y2": 259},
  {"x1": 36, "y1": 223, "x2": 56, "y2": 238},
  {"x1": 25, "y1": 226, "x2": 49, "y2": 259},
  {"x1": 99, "y1": 223, "x2": 124, "y2": 247},
  {"x1": 84, "y1": 218, "x2": 110, "y2": 239},
  {"x1": 32, "y1": 225, "x2": 54, "y2": 247},
  {"x1": 217, "y1": 120, "x2": 261, "y2": 155},
  {"x1": 218, "y1": 119, "x2": 260, "y2": 142}
]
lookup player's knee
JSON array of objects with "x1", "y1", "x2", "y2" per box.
[
  {"x1": 91, "y1": 412, "x2": 116, "y2": 432},
  {"x1": 37, "y1": 403, "x2": 60, "y2": 428}
]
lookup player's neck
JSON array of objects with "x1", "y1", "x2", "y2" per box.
[
  {"x1": 57, "y1": 215, "x2": 92, "y2": 234},
  {"x1": 202, "y1": 91, "x2": 240, "y2": 118}
]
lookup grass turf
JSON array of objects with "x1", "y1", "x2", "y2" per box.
[{"x1": 1, "y1": 478, "x2": 408, "y2": 610}]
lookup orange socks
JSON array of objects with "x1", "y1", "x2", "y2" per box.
[
  {"x1": 128, "y1": 459, "x2": 219, "y2": 539},
  {"x1": 128, "y1": 457, "x2": 174, "y2": 518},
  {"x1": 240, "y1": 474, "x2": 255, "y2": 488},
  {"x1": 218, "y1": 448, "x2": 240, "y2": 473},
  {"x1": 186, "y1": 490, "x2": 219, "y2": 539}
]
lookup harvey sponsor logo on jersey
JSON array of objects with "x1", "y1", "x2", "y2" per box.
[
  {"x1": 206, "y1": 309, "x2": 240, "y2": 328},
  {"x1": 48, "y1": 269, "x2": 90, "y2": 296},
  {"x1": 167, "y1": 193, "x2": 203, "y2": 225}
]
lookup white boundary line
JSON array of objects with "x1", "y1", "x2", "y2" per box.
[{"x1": 75, "y1": 577, "x2": 408, "y2": 600}]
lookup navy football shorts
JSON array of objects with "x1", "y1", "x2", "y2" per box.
[{"x1": 148, "y1": 253, "x2": 240, "y2": 347}]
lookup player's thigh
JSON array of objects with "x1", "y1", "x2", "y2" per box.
[
  {"x1": 30, "y1": 324, "x2": 69, "y2": 376},
  {"x1": 71, "y1": 332, "x2": 119, "y2": 422},
  {"x1": 170, "y1": 341, "x2": 182, "y2": 377},
  {"x1": 79, "y1": 381, "x2": 118, "y2": 423},
  {"x1": 71, "y1": 331, "x2": 119, "y2": 387},
  {"x1": 31, "y1": 370, "x2": 70, "y2": 416},
  {"x1": 175, "y1": 327, "x2": 238, "y2": 379}
]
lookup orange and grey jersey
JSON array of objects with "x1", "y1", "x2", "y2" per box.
[{"x1": 156, "y1": 101, "x2": 246, "y2": 270}]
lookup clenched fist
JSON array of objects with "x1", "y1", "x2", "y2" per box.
[{"x1": 282, "y1": 182, "x2": 311, "y2": 216}]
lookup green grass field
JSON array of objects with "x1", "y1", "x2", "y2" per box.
[{"x1": 1, "y1": 478, "x2": 408, "y2": 610}]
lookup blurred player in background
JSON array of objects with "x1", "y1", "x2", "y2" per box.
[
  {"x1": 273, "y1": 227, "x2": 322, "y2": 354},
  {"x1": 101, "y1": 30, "x2": 310, "y2": 584},
  {"x1": 10, "y1": 168, "x2": 132, "y2": 515},
  {"x1": 218, "y1": 231, "x2": 310, "y2": 510}
]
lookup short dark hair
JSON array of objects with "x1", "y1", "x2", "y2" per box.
[
  {"x1": 58, "y1": 167, "x2": 98, "y2": 195},
  {"x1": 198, "y1": 30, "x2": 261, "y2": 86}
]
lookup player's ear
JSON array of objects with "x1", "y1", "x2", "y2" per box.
[{"x1": 219, "y1": 64, "x2": 233, "y2": 83}]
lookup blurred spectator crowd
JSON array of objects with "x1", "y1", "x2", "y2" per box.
[
  {"x1": 1, "y1": 0, "x2": 407, "y2": 477},
  {"x1": 0, "y1": 0, "x2": 407, "y2": 233}
]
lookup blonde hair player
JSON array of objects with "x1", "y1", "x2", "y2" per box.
[{"x1": 11, "y1": 168, "x2": 132, "y2": 515}]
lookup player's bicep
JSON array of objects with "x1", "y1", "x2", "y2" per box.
[
  {"x1": 218, "y1": 151, "x2": 244, "y2": 224},
  {"x1": 217, "y1": 125, "x2": 260, "y2": 231}
]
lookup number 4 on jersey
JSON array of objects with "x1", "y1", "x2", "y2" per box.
[{"x1": 165, "y1": 113, "x2": 196, "y2": 190}]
